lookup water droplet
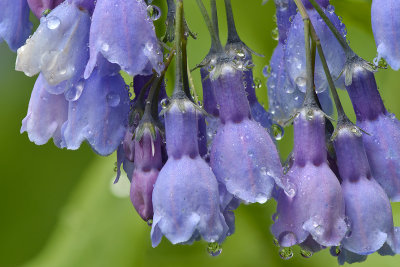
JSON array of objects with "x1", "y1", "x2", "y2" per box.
[
  {"x1": 47, "y1": 16, "x2": 60, "y2": 30},
  {"x1": 147, "y1": 219, "x2": 153, "y2": 226},
  {"x1": 284, "y1": 182, "x2": 296, "y2": 198},
  {"x1": 147, "y1": 5, "x2": 161, "y2": 21},
  {"x1": 65, "y1": 81, "x2": 84, "y2": 101},
  {"x1": 351, "y1": 126, "x2": 362, "y2": 137},
  {"x1": 272, "y1": 213, "x2": 279, "y2": 222},
  {"x1": 160, "y1": 98, "x2": 169, "y2": 109},
  {"x1": 207, "y1": 242, "x2": 222, "y2": 257},
  {"x1": 102, "y1": 43, "x2": 110, "y2": 52},
  {"x1": 279, "y1": 247, "x2": 293, "y2": 260},
  {"x1": 254, "y1": 77, "x2": 262, "y2": 89},
  {"x1": 306, "y1": 110, "x2": 314, "y2": 121},
  {"x1": 271, "y1": 124, "x2": 284, "y2": 140},
  {"x1": 327, "y1": 5, "x2": 335, "y2": 13},
  {"x1": 107, "y1": 93, "x2": 120, "y2": 107},
  {"x1": 262, "y1": 65, "x2": 270, "y2": 77},
  {"x1": 300, "y1": 249, "x2": 313, "y2": 258},
  {"x1": 271, "y1": 28, "x2": 279, "y2": 41},
  {"x1": 295, "y1": 76, "x2": 307, "y2": 87},
  {"x1": 334, "y1": 246, "x2": 341, "y2": 256}
]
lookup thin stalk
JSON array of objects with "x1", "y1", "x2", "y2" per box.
[
  {"x1": 182, "y1": 36, "x2": 193, "y2": 100},
  {"x1": 195, "y1": 0, "x2": 223, "y2": 53},
  {"x1": 224, "y1": 0, "x2": 240, "y2": 43},
  {"x1": 172, "y1": 0, "x2": 185, "y2": 97},
  {"x1": 308, "y1": 0, "x2": 351, "y2": 54},
  {"x1": 211, "y1": 0, "x2": 219, "y2": 37}
]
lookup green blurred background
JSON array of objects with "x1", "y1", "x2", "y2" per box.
[{"x1": 1, "y1": 0, "x2": 399, "y2": 266}]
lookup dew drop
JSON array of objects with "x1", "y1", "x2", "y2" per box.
[
  {"x1": 107, "y1": 93, "x2": 121, "y2": 107},
  {"x1": 47, "y1": 16, "x2": 60, "y2": 30},
  {"x1": 295, "y1": 76, "x2": 306, "y2": 87},
  {"x1": 279, "y1": 247, "x2": 293, "y2": 260},
  {"x1": 254, "y1": 77, "x2": 262, "y2": 89},
  {"x1": 271, "y1": 124, "x2": 284, "y2": 140},
  {"x1": 101, "y1": 43, "x2": 110, "y2": 52},
  {"x1": 271, "y1": 28, "x2": 279, "y2": 41},
  {"x1": 147, "y1": 5, "x2": 161, "y2": 21},
  {"x1": 65, "y1": 81, "x2": 84, "y2": 101},
  {"x1": 273, "y1": 237, "x2": 280, "y2": 247},
  {"x1": 207, "y1": 242, "x2": 222, "y2": 257},
  {"x1": 300, "y1": 249, "x2": 313, "y2": 258},
  {"x1": 160, "y1": 98, "x2": 169, "y2": 109},
  {"x1": 147, "y1": 219, "x2": 153, "y2": 226}
]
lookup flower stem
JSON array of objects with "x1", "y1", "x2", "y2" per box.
[
  {"x1": 195, "y1": 0, "x2": 223, "y2": 53},
  {"x1": 224, "y1": 0, "x2": 240, "y2": 43},
  {"x1": 172, "y1": 0, "x2": 185, "y2": 97}
]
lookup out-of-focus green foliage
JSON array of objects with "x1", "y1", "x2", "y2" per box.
[{"x1": 0, "y1": 0, "x2": 399, "y2": 266}]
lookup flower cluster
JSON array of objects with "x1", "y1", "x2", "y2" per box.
[{"x1": 3, "y1": 0, "x2": 400, "y2": 264}]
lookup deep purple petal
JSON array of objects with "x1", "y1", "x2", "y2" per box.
[{"x1": 27, "y1": 0, "x2": 64, "y2": 18}]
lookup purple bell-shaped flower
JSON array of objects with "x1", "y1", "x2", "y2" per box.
[
  {"x1": 346, "y1": 66, "x2": 400, "y2": 201},
  {"x1": 84, "y1": 0, "x2": 163, "y2": 79},
  {"x1": 21, "y1": 74, "x2": 68, "y2": 148},
  {"x1": 27, "y1": 0, "x2": 64, "y2": 18},
  {"x1": 15, "y1": 0, "x2": 91, "y2": 96},
  {"x1": 333, "y1": 125, "x2": 400, "y2": 259},
  {"x1": 210, "y1": 64, "x2": 283, "y2": 204},
  {"x1": 371, "y1": 0, "x2": 400, "y2": 70},
  {"x1": 151, "y1": 98, "x2": 228, "y2": 247},
  {"x1": 271, "y1": 108, "x2": 347, "y2": 248},
  {"x1": 0, "y1": 0, "x2": 32, "y2": 51},
  {"x1": 131, "y1": 126, "x2": 163, "y2": 222}
]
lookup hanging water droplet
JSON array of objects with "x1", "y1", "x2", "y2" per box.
[
  {"x1": 271, "y1": 124, "x2": 284, "y2": 140},
  {"x1": 300, "y1": 249, "x2": 313, "y2": 258},
  {"x1": 279, "y1": 247, "x2": 293, "y2": 260},
  {"x1": 351, "y1": 126, "x2": 362, "y2": 137},
  {"x1": 254, "y1": 77, "x2": 262, "y2": 89},
  {"x1": 306, "y1": 110, "x2": 314, "y2": 121},
  {"x1": 295, "y1": 76, "x2": 307, "y2": 87},
  {"x1": 284, "y1": 182, "x2": 296, "y2": 198},
  {"x1": 334, "y1": 246, "x2": 341, "y2": 256},
  {"x1": 42, "y1": 9, "x2": 52, "y2": 17},
  {"x1": 102, "y1": 43, "x2": 110, "y2": 52},
  {"x1": 65, "y1": 81, "x2": 84, "y2": 101},
  {"x1": 107, "y1": 93, "x2": 121, "y2": 107},
  {"x1": 147, "y1": 219, "x2": 153, "y2": 226},
  {"x1": 207, "y1": 242, "x2": 222, "y2": 257},
  {"x1": 147, "y1": 5, "x2": 161, "y2": 21},
  {"x1": 271, "y1": 27, "x2": 279, "y2": 41},
  {"x1": 160, "y1": 98, "x2": 170, "y2": 109},
  {"x1": 47, "y1": 16, "x2": 60, "y2": 30},
  {"x1": 273, "y1": 237, "x2": 280, "y2": 247}
]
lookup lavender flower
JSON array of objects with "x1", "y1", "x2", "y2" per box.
[
  {"x1": 151, "y1": 98, "x2": 228, "y2": 246},
  {"x1": 346, "y1": 66, "x2": 400, "y2": 201},
  {"x1": 15, "y1": 1, "x2": 91, "y2": 93},
  {"x1": 333, "y1": 125, "x2": 400, "y2": 259},
  {"x1": 62, "y1": 60, "x2": 130, "y2": 156},
  {"x1": 285, "y1": 3, "x2": 346, "y2": 93},
  {"x1": 271, "y1": 108, "x2": 347, "y2": 248},
  {"x1": 371, "y1": 0, "x2": 400, "y2": 70},
  {"x1": 21, "y1": 74, "x2": 68, "y2": 148},
  {"x1": 0, "y1": 0, "x2": 32, "y2": 51},
  {"x1": 84, "y1": 0, "x2": 163, "y2": 79},
  {"x1": 27, "y1": 0, "x2": 64, "y2": 18},
  {"x1": 131, "y1": 128, "x2": 163, "y2": 222},
  {"x1": 210, "y1": 65, "x2": 283, "y2": 204}
]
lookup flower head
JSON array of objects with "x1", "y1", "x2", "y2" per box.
[{"x1": 0, "y1": 0, "x2": 32, "y2": 51}]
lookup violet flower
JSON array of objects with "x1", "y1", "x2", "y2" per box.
[
  {"x1": 151, "y1": 98, "x2": 228, "y2": 246},
  {"x1": 333, "y1": 125, "x2": 400, "y2": 261},
  {"x1": 371, "y1": 0, "x2": 400, "y2": 70},
  {"x1": 210, "y1": 65, "x2": 283, "y2": 204},
  {"x1": 0, "y1": 0, "x2": 32, "y2": 52},
  {"x1": 84, "y1": 0, "x2": 163, "y2": 79},
  {"x1": 346, "y1": 66, "x2": 400, "y2": 201},
  {"x1": 131, "y1": 128, "x2": 163, "y2": 222},
  {"x1": 61, "y1": 60, "x2": 130, "y2": 156},
  {"x1": 15, "y1": 1, "x2": 91, "y2": 95},
  {"x1": 271, "y1": 108, "x2": 347, "y2": 248},
  {"x1": 21, "y1": 74, "x2": 68, "y2": 148}
]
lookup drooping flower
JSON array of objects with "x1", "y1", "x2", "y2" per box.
[
  {"x1": 151, "y1": 97, "x2": 228, "y2": 247},
  {"x1": 27, "y1": 0, "x2": 64, "y2": 18},
  {"x1": 61, "y1": 59, "x2": 130, "y2": 156},
  {"x1": 84, "y1": 0, "x2": 163, "y2": 79},
  {"x1": 285, "y1": 3, "x2": 346, "y2": 93},
  {"x1": 371, "y1": 0, "x2": 400, "y2": 70},
  {"x1": 333, "y1": 125, "x2": 400, "y2": 262},
  {"x1": 21, "y1": 74, "x2": 68, "y2": 148},
  {"x1": 271, "y1": 108, "x2": 347, "y2": 248},
  {"x1": 15, "y1": 1, "x2": 91, "y2": 94},
  {"x1": 0, "y1": 0, "x2": 32, "y2": 52},
  {"x1": 210, "y1": 64, "x2": 283, "y2": 204},
  {"x1": 131, "y1": 127, "x2": 163, "y2": 222},
  {"x1": 346, "y1": 66, "x2": 400, "y2": 201}
]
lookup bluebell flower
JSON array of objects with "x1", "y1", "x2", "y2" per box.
[
  {"x1": 371, "y1": 0, "x2": 400, "y2": 70},
  {"x1": 61, "y1": 59, "x2": 130, "y2": 156},
  {"x1": 84, "y1": 0, "x2": 163, "y2": 79},
  {"x1": 346, "y1": 66, "x2": 400, "y2": 201},
  {"x1": 131, "y1": 127, "x2": 163, "y2": 222},
  {"x1": 285, "y1": 3, "x2": 346, "y2": 92},
  {"x1": 210, "y1": 65, "x2": 283, "y2": 204},
  {"x1": 27, "y1": 0, "x2": 64, "y2": 18},
  {"x1": 21, "y1": 74, "x2": 68, "y2": 148},
  {"x1": 15, "y1": 1, "x2": 91, "y2": 94},
  {"x1": 271, "y1": 108, "x2": 347, "y2": 248},
  {"x1": 151, "y1": 98, "x2": 228, "y2": 247},
  {"x1": 333, "y1": 125, "x2": 400, "y2": 260},
  {"x1": 0, "y1": 0, "x2": 32, "y2": 51},
  {"x1": 267, "y1": 1, "x2": 333, "y2": 124}
]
